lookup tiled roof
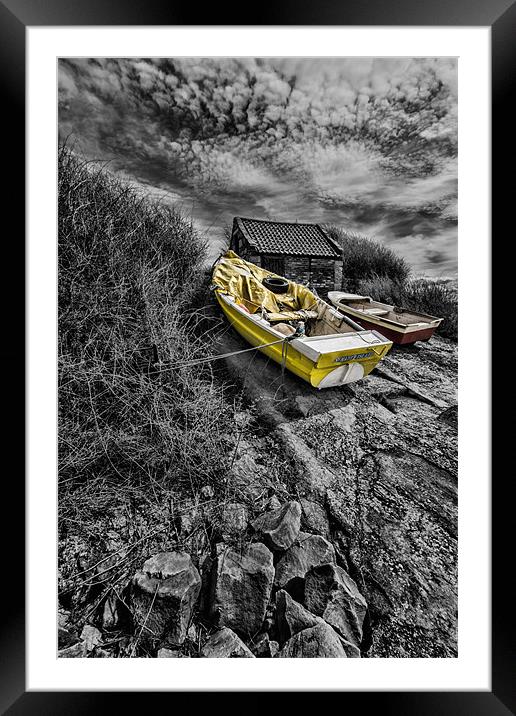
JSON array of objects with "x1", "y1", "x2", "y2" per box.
[{"x1": 234, "y1": 217, "x2": 342, "y2": 259}]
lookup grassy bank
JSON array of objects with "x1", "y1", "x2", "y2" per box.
[
  {"x1": 58, "y1": 147, "x2": 237, "y2": 625},
  {"x1": 325, "y1": 225, "x2": 411, "y2": 286}
]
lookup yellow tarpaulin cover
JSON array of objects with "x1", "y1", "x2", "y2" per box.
[{"x1": 212, "y1": 251, "x2": 318, "y2": 320}]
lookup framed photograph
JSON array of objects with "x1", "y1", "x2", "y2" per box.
[{"x1": 4, "y1": 0, "x2": 508, "y2": 710}]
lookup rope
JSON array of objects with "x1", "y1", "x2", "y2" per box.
[
  {"x1": 150, "y1": 304, "x2": 385, "y2": 373},
  {"x1": 280, "y1": 337, "x2": 289, "y2": 384},
  {"x1": 152, "y1": 338, "x2": 288, "y2": 371}
]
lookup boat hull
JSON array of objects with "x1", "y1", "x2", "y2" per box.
[
  {"x1": 342, "y1": 316, "x2": 439, "y2": 345},
  {"x1": 215, "y1": 292, "x2": 391, "y2": 388}
]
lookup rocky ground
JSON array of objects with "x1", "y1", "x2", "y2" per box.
[{"x1": 58, "y1": 334, "x2": 457, "y2": 659}]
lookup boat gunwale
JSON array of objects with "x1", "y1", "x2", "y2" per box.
[{"x1": 331, "y1": 300, "x2": 442, "y2": 330}]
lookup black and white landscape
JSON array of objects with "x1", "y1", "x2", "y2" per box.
[{"x1": 58, "y1": 58, "x2": 457, "y2": 660}]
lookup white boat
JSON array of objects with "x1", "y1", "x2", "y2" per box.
[{"x1": 327, "y1": 291, "x2": 443, "y2": 345}]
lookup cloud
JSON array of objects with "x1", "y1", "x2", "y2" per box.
[{"x1": 58, "y1": 57, "x2": 457, "y2": 275}]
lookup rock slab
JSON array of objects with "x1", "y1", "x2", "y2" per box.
[
  {"x1": 277, "y1": 622, "x2": 347, "y2": 658},
  {"x1": 251, "y1": 632, "x2": 279, "y2": 658},
  {"x1": 132, "y1": 551, "x2": 201, "y2": 646},
  {"x1": 300, "y1": 499, "x2": 331, "y2": 537},
  {"x1": 304, "y1": 564, "x2": 367, "y2": 648},
  {"x1": 210, "y1": 541, "x2": 274, "y2": 636},
  {"x1": 275, "y1": 589, "x2": 360, "y2": 657},
  {"x1": 275, "y1": 589, "x2": 321, "y2": 644},
  {"x1": 252, "y1": 501, "x2": 301, "y2": 551},
  {"x1": 157, "y1": 648, "x2": 183, "y2": 658},
  {"x1": 201, "y1": 627, "x2": 255, "y2": 658},
  {"x1": 274, "y1": 533, "x2": 335, "y2": 598}
]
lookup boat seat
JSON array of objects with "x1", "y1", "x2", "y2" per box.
[
  {"x1": 275, "y1": 322, "x2": 296, "y2": 337},
  {"x1": 362, "y1": 308, "x2": 390, "y2": 316}
]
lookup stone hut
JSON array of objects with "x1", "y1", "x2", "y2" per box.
[{"x1": 230, "y1": 217, "x2": 343, "y2": 297}]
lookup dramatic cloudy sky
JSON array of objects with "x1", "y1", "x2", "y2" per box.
[{"x1": 58, "y1": 57, "x2": 458, "y2": 277}]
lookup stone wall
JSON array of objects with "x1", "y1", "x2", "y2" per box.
[
  {"x1": 281, "y1": 257, "x2": 339, "y2": 298},
  {"x1": 283, "y1": 257, "x2": 310, "y2": 288},
  {"x1": 309, "y1": 258, "x2": 337, "y2": 298},
  {"x1": 334, "y1": 261, "x2": 343, "y2": 293}
]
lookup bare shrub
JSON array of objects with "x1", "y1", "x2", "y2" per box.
[{"x1": 324, "y1": 225, "x2": 411, "y2": 289}]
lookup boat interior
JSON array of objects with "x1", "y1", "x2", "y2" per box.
[
  {"x1": 337, "y1": 297, "x2": 436, "y2": 326},
  {"x1": 263, "y1": 299, "x2": 358, "y2": 338}
]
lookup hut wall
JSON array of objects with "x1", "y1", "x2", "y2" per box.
[
  {"x1": 283, "y1": 256, "x2": 310, "y2": 287},
  {"x1": 308, "y1": 258, "x2": 337, "y2": 297}
]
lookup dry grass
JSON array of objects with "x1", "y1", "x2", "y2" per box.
[
  {"x1": 58, "y1": 147, "x2": 239, "y2": 644},
  {"x1": 325, "y1": 225, "x2": 411, "y2": 288},
  {"x1": 59, "y1": 146, "x2": 236, "y2": 493}
]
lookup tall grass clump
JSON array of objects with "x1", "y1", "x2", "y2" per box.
[
  {"x1": 58, "y1": 146, "x2": 235, "y2": 522},
  {"x1": 357, "y1": 275, "x2": 458, "y2": 341},
  {"x1": 325, "y1": 225, "x2": 411, "y2": 289}
]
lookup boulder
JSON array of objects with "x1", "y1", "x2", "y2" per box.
[
  {"x1": 274, "y1": 533, "x2": 336, "y2": 600},
  {"x1": 304, "y1": 564, "x2": 367, "y2": 648},
  {"x1": 157, "y1": 648, "x2": 183, "y2": 658},
  {"x1": 220, "y1": 332, "x2": 458, "y2": 658},
  {"x1": 251, "y1": 500, "x2": 301, "y2": 551},
  {"x1": 251, "y1": 632, "x2": 279, "y2": 658},
  {"x1": 187, "y1": 623, "x2": 200, "y2": 643},
  {"x1": 275, "y1": 589, "x2": 321, "y2": 644},
  {"x1": 58, "y1": 609, "x2": 71, "y2": 629},
  {"x1": 438, "y1": 404, "x2": 458, "y2": 428},
  {"x1": 58, "y1": 627, "x2": 78, "y2": 650},
  {"x1": 300, "y1": 499, "x2": 331, "y2": 537},
  {"x1": 131, "y1": 552, "x2": 201, "y2": 646},
  {"x1": 201, "y1": 627, "x2": 255, "y2": 658},
  {"x1": 58, "y1": 641, "x2": 87, "y2": 658},
  {"x1": 339, "y1": 638, "x2": 361, "y2": 658},
  {"x1": 210, "y1": 542, "x2": 274, "y2": 636},
  {"x1": 277, "y1": 622, "x2": 347, "y2": 658},
  {"x1": 80, "y1": 624, "x2": 102, "y2": 652},
  {"x1": 275, "y1": 589, "x2": 361, "y2": 657}
]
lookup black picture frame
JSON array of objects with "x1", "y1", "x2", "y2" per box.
[{"x1": 3, "y1": 0, "x2": 508, "y2": 711}]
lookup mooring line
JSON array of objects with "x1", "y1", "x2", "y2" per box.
[{"x1": 151, "y1": 337, "x2": 288, "y2": 372}]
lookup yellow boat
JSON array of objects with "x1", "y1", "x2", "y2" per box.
[{"x1": 212, "y1": 251, "x2": 393, "y2": 389}]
